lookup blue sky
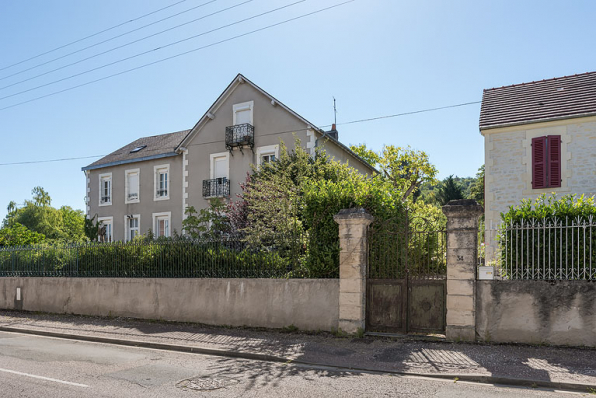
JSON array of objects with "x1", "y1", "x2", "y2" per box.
[{"x1": 1, "y1": 0, "x2": 595, "y2": 221}]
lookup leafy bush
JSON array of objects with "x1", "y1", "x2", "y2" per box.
[{"x1": 498, "y1": 194, "x2": 596, "y2": 280}]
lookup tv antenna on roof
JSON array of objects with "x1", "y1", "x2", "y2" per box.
[{"x1": 333, "y1": 97, "x2": 337, "y2": 126}]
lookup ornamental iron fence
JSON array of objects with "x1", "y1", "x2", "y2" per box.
[
  {"x1": 0, "y1": 235, "x2": 323, "y2": 279},
  {"x1": 481, "y1": 217, "x2": 596, "y2": 281}
]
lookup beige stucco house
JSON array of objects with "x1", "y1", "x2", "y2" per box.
[
  {"x1": 481, "y1": 71, "x2": 596, "y2": 254},
  {"x1": 82, "y1": 74, "x2": 376, "y2": 242}
]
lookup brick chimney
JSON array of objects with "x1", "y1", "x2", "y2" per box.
[{"x1": 326, "y1": 123, "x2": 338, "y2": 140}]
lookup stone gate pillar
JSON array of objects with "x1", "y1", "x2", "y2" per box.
[
  {"x1": 334, "y1": 208, "x2": 374, "y2": 334},
  {"x1": 442, "y1": 199, "x2": 483, "y2": 342}
]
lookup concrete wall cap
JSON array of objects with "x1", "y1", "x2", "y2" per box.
[
  {"x1": 333, "y1": 207, "x2": 374, "y2": 223},
  {"x1": 442, "y1": 200, "x2": 483, "y2": 217}
]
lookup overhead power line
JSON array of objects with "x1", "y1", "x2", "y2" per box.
[
  {"x1": 0, "y1": 100, "x2": 481, "y2": 167},
  {"x1": 0, "y1": 0, "x2": 302, "y2": 102},
  {"x1": 0, "y1": 0, "x2": 220, "y2": 83},
  {"x1": 0, "y1": 0, "x2": 346, "y2": 111},
  {"x1": 0, "y1": 0, "x2": 189, "y2": 73}
]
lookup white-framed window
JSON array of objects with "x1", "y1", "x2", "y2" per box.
[
  {"x1": 233, "y1": 101, "x2": 254, "y2": 126},
  {"x1": 125, "y1": 168, "x2": 140, "y2": 203},
  {"x1": 152, "y1": 212, "x2": 171, "y2": 238},
  {"x1": 256, "y1": 144, "x2": 279, "y2": 166},
  {"x1": 154, "y1": 164, "x2": 170, "y2": 201},
  {"x1": 210, "y1": 152, "x2": 230, "y2": 180},
  {"x1": 97, "y1": 216, "x2": 113, "y2": 243},
  {"x1": 125, "y1": 214, "x2": 141, "y2": 242},
  {"x1": 99, "y1": 173, "x2": 112, "y2": 206}
]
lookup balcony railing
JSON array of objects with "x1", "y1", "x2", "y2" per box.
[
  {"x1": 100, "y1": 196, "x2": 111, "y2": 204},
  {"x1": 225, "y1": 123, "x2": 254, "y2": 153},
  {"x1": 203, "y1": 178, "x2": 230, "y2": 198},
  {"x1": 127, "y1": 193, "x2": 138, "y2": 201},
  {"x1": 156, "y1": 189, "x2": 168, "y2": 197}
]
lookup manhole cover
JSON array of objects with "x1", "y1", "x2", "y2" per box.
[{"x1": 176, "y1": 376, "x2": 239, "y2": 391}]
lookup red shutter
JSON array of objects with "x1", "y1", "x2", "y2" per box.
[
  {"x1": 548, "y1": 135, "x2": 561, "y2": 188},
  {"x1": 532, "y1": 136, "x2": 547, "y2": 189}
]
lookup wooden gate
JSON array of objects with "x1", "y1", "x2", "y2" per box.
[{"x1": 367, "y1": 216, "x2": 446, "y2": 334}]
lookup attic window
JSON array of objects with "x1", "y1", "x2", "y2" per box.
[{"x1": 130, "y1": 145, "x2": 147, "y2": 153}]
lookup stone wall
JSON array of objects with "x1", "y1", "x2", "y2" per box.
[
  {"x1": 0, "y1": 278, "x2": 339, "y2": 332},
  {"x1": 476, "y1": 280, "x2": 596, "y2": 346}
]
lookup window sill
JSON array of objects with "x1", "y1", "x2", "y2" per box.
[
  {"x1": 99, "y1": 201, "x2": 112, "y2": 207},
  {"x1": 154, "y1": 196, "x2": 170, "y2": 202},
  {"x1": 125, "y1": 199, "x2": 140, "y2": 204},
  {"x1": 522, "y1": 186, "x2": 570, "y2": 195}
]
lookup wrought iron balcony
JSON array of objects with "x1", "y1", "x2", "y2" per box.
[
  {"x1": 156, "y1": 189, "x2": 168, "y2": 197},
  {"x1": 203, "y1": 177, "x2": 230, "y2": 198},
  {"x1": 127, "y1": 193, "x2": 138, "y2": 200},
  {"x1": 225, "y1": 123, "x2": 254, "y2": 153},
  {"x1": 100, "y1": 196, "x2": 111, "y2": 204}
]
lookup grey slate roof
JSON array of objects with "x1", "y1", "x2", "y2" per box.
[
  {"x1": 480, "y1": 71, "x2": 596, "y2": 130},
  {"x1": 83, "y1": 129, "x2": 190, "y2": 171}
]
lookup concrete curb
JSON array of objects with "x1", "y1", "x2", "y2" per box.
[{"x1": 1, "y1": 325, "x2": 594, "y2": 394}]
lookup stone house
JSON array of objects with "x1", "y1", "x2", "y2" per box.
[
  {"x1": 82, "y1": 74, "x2": 376, "y2": 242},
  {"x1": 480, "y1": 71, "x2": 596, "y2": 253}
]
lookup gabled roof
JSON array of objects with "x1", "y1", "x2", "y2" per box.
[
  {"x1": 480, "y1": 71, "x2": 596, "y2": 130},
  {"x1": 176, "y1": 74, "x2": 324, "y2": 150},
  {"x1": 82, "y1": 129, "x2": 190, "y2": 171},
  {"x1": 82, "y1": 74, "x2": 377, "y2": 173}
]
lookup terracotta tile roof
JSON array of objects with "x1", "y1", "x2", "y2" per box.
[
  {"x1": 83, "y1": 129, "x2": 190, "y2": 170},
  {"x1": 479, "y1": 71, "x2": 596, "y2": 130}
]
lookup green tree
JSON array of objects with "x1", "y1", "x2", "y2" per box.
[
  {"x1": 468, "y1": 165, "x2": 485, "y2": 206},
  {"x1": 349, "y1": 143, "x2": 381, "y2": 167},
  {"x1": 2, "y1": 187, "x2": 87, "y2": 243},
  {"x1": 0, "y1": 222, "x2": 45, "y2": 247},
  {"x1": 436, "y1": 175, "x2": 465, "y2": 206}
]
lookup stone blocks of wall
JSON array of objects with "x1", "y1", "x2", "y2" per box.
[
  {"x1": 334, "y1": 208, "x2": 373, "y2": 334},
  {"x1": 0, "y1": 278, "x2": 339, "y2": 332},
  {"x1": 442, "y1": 199, "x2": 483, "y2": 342},
  {"x1": 476, "y1": 280, "x2": 596, "y2": 347}
]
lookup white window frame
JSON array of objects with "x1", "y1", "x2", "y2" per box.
[
  {"x1": 154, "y1": 164, "x2": 170, "y2": 201},
  {"x1": 125, "y1": 168, "x2": 140, "y2": 204},
  {"x1": 256, "y1": 144, "x2": 279, "y2": 167},
  {"x1": 98, "y1": 172, "x2": 112, "y2": 207},
  {"x1": 152, "y1": 211, "x2": 172, "y2": 238},
  {"x1": 97, "y1": 216, "x2": 113, "y2": 243},
  {"x1": 210, "y1": 152, "x2": 230, "y2": 179},
  {"x1": 233, "y1": 100, "x2": 254, "y2": 126},
  {"x1": 124, "y1": 214, "x2": 141, "y2": 242}
]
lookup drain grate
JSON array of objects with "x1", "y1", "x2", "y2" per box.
[{"x1": 176, "y1": 376, "x2": 239, "y2": 391}]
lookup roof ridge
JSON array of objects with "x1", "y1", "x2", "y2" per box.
[{"x1": 483, "y1": 71, "x2": 596, "y2": 92}]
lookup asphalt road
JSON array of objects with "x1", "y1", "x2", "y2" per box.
[{"x1": 0, "y1": 331, "x2": 584, "y2": 397}]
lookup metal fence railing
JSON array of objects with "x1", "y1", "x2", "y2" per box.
[
  {"x1": 0, "y1": 237, "x2": 323, "y2": 279},
  {"x1": 481, "y1": 217, "x2": 596, "y2": 281},
  {"x1": 369, "y1": 219, "x2": 447, "y2": 280}
]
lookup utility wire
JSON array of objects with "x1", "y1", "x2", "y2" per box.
[
  {"x1": 0, "y1": 99, "x2": 481, "y2": 166},
  {"x1": 0, "y1": 0, "x2": 344, "y2": 111},
  {"x1": 0, "y1": 0, "x2": 251, "y2": 92},
  {"x1": 0, "y1": 0, "x2": 302, "y2": 102},
  {"x1": 0, "y1": 0, "x2": 189, "y2": 73},
  {"x1": 0, "y1": 0, "x2": 219, "y2": 82}
]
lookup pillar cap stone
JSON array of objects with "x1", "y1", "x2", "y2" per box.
[
  {"x1": 334, "y1": 207, "x2": 374, "y2": 224},
  {"x1": 442, "y1": 199, "x2": 483, "y2": 218}
]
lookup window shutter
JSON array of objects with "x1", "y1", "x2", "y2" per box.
[
  {"x1": 548, "y1": 135, "x2": 561, "y2": 188},
  {"x1": 532, "y1": 136, "x2": 547, "y2": 189}
]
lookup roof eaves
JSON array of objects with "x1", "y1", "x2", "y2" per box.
[
  {"x1": 81, "y1": 152, "x2": 179, "y2": 171},
  {"x1": 479, "y1": 111, "x2": 596, "y2": 131}
]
